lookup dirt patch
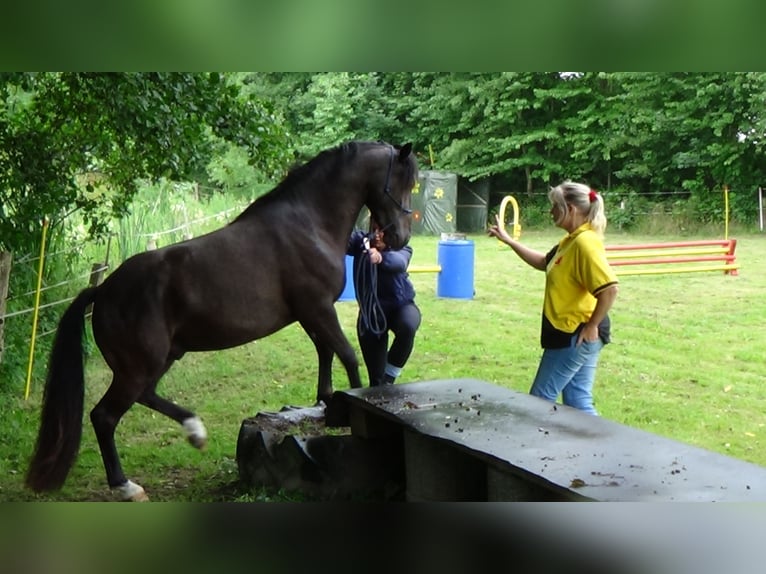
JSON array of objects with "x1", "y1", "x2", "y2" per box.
[{"x1": 244, "y1": 404, "x2": 348, "y2": 439}]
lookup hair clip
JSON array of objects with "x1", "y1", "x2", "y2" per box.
[{"x1": 588, "y1": 189, "x2": 598, "y2": 203}]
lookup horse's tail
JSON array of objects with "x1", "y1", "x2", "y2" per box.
[{"x1": 26, "y1": 287, "x2": 98, "y2": 492}]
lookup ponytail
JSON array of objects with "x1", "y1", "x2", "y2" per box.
[{"x1": 549, "y1": 181, "x2": 607, "y2": 235}]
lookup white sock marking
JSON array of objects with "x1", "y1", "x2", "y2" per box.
[
  {"x1": 183, "y1": 416, "x2": 207, "y2": 441},
  {"x1": 115, "y1": 480, "x2": 146, "y2": 501}
]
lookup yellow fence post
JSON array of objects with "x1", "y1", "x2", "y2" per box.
[
  {"x1": 25, "y1": 217, "x2": 49, "y2": 400},
  {"x1": 723, "y1": 185, "x2": 729, "y2": 240}
]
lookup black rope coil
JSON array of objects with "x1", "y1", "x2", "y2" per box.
[{"x1": 355, "y1": 250, "x2": 387, "y2": 336}]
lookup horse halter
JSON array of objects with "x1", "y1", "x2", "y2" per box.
[{"x1": 381, "y1": 144, "x2": 413, "y2": 216}]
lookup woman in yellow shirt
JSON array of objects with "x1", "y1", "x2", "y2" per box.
[{"x1": 488, "y1": 181, "x2": 619, "y2": 415}]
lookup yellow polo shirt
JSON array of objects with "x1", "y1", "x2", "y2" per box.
[{"x1": 543, "y1": 223, "x2": 618, "y2": 341}]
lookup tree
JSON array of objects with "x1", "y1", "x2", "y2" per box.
[
  {"x1": 0, "y1": 72, "x2": 291, "y2": 256},
  {"x1": 604, "y1": 73, "x2": 766, "y2": 197},
  {"x1": 405, "y1": 72, "x2": 576, "y2": 194},
  {"x1": 237, "y1": 72, "x2": 766, "y2": 218}
]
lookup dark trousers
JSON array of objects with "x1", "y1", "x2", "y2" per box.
[{"x1": 357, "y1": 302, "x2": 421, "y2": 387}]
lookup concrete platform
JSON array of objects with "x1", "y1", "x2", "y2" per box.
[{"x1": 331, "y1": 378, "x2": 766, "y2": 501}]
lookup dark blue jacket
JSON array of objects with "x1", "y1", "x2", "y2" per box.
[{"x1": 347, "y1": 230, "x2": 416, "y2": 311}]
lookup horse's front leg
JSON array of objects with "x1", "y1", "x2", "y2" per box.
[
  {"x1": 300, "y1": 313, "x2": 362, "y2": 405},
  {"x1": 334, "y1": 339, "x2": 363, "y2": 391},
  {"x1": 314, "y1": 339, "x2": 335, "y2": 405}
]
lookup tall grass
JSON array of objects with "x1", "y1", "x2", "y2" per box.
[
  {"x1": 0, "y1": 180, "x2": 258, "y2": 394},
  {"x1": 0, "y1": 219, "x2": 96, "y2": 392},
  {"x1": 2, "y1": 221, "x2": 764, "y2": 501},
  {"x1": 114, "y1": 180, "x2": 255, "y2": 263}
]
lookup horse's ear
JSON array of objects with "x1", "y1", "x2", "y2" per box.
[{"x1": 398, "y1": 143, "x2": 413, "y2": 161}]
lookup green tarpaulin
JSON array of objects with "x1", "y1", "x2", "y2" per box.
[
  {"x1": 355, "y1": 170, "x2": 488, "y2": 235},
  {"x1": 412, "y1": 170, "x2": 457, "y2": 235}
]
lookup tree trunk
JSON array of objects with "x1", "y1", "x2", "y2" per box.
[
  {"x1": 525, "y1": 166, "x2": 533, "y2": 198},
  {"x1": 0, "y1": 251, "x2": 12, "y2": 365}
]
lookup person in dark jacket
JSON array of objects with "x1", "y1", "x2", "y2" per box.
[{"x1": 347, "y1": 222, "x2": 421, "y2": 386}]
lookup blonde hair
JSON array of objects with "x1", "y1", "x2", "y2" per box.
[{"x1": 548, "y1": 181, "x2": 607, "y2": 235}]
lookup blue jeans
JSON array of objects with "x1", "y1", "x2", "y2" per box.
[{"x1": 530, "y1": 335, "x2": 604, "y2": 415}]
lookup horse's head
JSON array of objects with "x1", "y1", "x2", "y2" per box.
[{"x1": 365, "y1": 142, "x2": 417, "y2": 250}]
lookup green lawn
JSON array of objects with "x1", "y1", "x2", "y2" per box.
[{"x1": 2, "y1": 228, "x2": 764, "y2": 501}]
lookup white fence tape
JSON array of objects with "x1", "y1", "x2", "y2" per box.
[{"x1": 1, "y1": 203, "x2": 242, "y2": 325}]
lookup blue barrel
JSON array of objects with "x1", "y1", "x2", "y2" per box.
[
  {"x1": 437, "y1": 239, "x2": 474, "y2": 299},
  {"x1": 338, "y1": 255, "x2": 356, "y2": 301}
]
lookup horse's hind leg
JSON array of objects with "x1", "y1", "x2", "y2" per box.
[
  {"x1": 137, "y1": 385, "x2": 208, "y2": 450},
  {"x1": 90, "y1": 376, "x2": 150, "y2": 501}
]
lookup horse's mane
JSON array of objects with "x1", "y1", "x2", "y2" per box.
[{"x1": 232, "y1": 141, "x2": 377, "y2": 222}]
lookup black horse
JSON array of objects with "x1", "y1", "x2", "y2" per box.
[{"x1": 26, "y1": 140, "x2": 417, "y2": 501}]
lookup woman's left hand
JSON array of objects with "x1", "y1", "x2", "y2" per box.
[{"x1": 577, "y1": 323, "x2": 600, "y2": 345}]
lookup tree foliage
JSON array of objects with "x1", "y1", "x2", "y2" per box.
[
  {"x1": 0, "y1": 72, "x2": 291, "y2": 255},
  {"x1": 4, "y1": 71, "x2": 765, "y2": 252},
  {"x1": 248, "y1": 72, "x2": 766, "y2": 222}
]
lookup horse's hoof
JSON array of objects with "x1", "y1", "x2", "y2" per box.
[
  {"x1": 183, "y1": 416, "x2": 208, "y2": 450},
  {"x1": 129, "y1": 490, "x2": 151, "y2": 502},
  {"x1": 115, "y1": 480, "x2": 149, "y2": 502},
  {"x1": 187, "y1": 435, "x2": 208, "y2": 450}
]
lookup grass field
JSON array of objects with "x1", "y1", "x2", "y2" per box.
[{"x1": 1, "y1": 228, "x2": 764, "y2": 501}]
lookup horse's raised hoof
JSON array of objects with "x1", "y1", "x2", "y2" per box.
[
  {"x1": 183, "y1": 416, "x2": 208, "y2": 450},
  {"x1": 115, "y1": 480, "x2": 150, "y2": 502},
  {"x1": 187, "y1": 435, "x2": 208, "y2": 450}
]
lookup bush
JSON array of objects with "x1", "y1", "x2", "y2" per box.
[{"x1": 604, "y1": 187, "x2": 647, "y2": 231}]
